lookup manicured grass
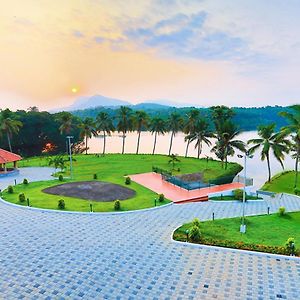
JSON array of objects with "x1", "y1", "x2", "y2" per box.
[
  {"x1": 3, "y1": 154, "x2": 241, "y2": 212},
  {"x1": 173, "y1": 212, "x2": 300, "y2": 255},
  {"x1": 209, "y1": 195, "x2": 262, "y2": 201},
  {"x1": 262, "y1": 171, "x2": 298, "y2": 195}
]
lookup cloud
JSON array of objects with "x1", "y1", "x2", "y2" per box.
[{"x1": 123, "y1": 11, "x2": 249, "y2": 61}]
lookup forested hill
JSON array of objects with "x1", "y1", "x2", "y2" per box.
[{"x1": 71, "y1": 105, "x2": 291, "y2": 131}]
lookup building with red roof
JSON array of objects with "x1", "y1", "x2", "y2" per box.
[{"x1": 0, "y1": 148, "x2": 22, "y2": 173}]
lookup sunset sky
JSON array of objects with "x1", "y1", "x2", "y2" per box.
[{"x1": 0, "y1": 0, "x2": 299, "y2": 110}]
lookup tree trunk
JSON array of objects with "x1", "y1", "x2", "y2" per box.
[
  {"x1": 197, "y1": 139, "x2": 201, "y2": 159},
  {"x1": 266, "y1": 154, "x2": 271, "y2": 182},
  {"x1": 136, "y1": 130, "x2": 141, "y2": 154},
  {"x1": 122, "y1": 132, "x2": 126, "y2": 154},
  {"x1": 152, "y1": 132, "x2": 157, "y2": 155},
  {"x1": 185, "y1": 140, "x2": 190, "y2": 157},
  {"x1": 102, "y1": 132, "x2": 106, "y2": 155},
  {"x1": 85, "y1": 135, "x2": 88, "y2": 155},
  {"x1": 168, "y1": 132, "x2": 174, "y2": 156},
  {"x1": 294, "y1": 145, "x2": 299, "y2": 188},
  {"x1": 7, "y1": 132, "x2": 12, "y2": 152}
]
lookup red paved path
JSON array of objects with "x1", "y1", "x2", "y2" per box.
[{"x1": 130, "y1": 172, "x2": 243, "y2": 203}]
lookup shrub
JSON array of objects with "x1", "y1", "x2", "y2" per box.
[
  {"x1": 278, "y1": 206, "x2": 286, "y2": 216},
  {"x1": 189, "y1": 225, "x2": 201, "y2": 242},
  {"x1": 19, "y1": 193, "x2": 26, "y2": 203},
  {"x1": 125, "y1": 177, "x2": 131, "y2": 185},
  {"x1": 192, "y1": 218, "x2": 201, "y2": 228},
  {"x1": 23, "y1": 178, "x2": 29, "y2": 185},
  {"x1": 58, "y1": 174, "x2": 63, "y2": 181},
  {"x1": 285, "y1": 237, "x2": 296, "y2": 255},
  {"x1": 233, "y1": 189, "x2": 243, "y2": 200},
  {"x1": 294, "y1": 188, "x2": 300, "y2": 196},
  {"x1": 58, "y1": 199, "x2": 65, "y2": 209},
  {"x1": 93, "y1": 174, "x2": 98, "y2": 180},
  {"x1": 7, "y1": 185, "x2": 14, "y2": 194},
  {"x1": 114, "y1": 200, "x2": 121, "y2": 211},
  {"x1": 158, "y1": 194, "x2": 165, "y2": 202}
]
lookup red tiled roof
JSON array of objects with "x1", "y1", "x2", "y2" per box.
[{"x1": 0, "y1": 148, "x2": 22, "y2": 164}]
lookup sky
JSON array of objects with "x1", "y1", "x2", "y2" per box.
[{"x1": 0, "y1": 0, "x2": 299, "y2": 110}]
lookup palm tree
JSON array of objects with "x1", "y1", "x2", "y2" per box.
[
  {"x1": 116, "y1": 106, "x2": 133, "y2": 154},
  {"x1": 186, "y1": 118, "x2": 214, "y2": 159},
  {"x1": 95, "y1": 112, "x2": 115, "y2": 155},
  {"x1": 167, "y1": 112, "x2": 183, "y2": 156},
  {"x1": 149, "y1": 117, "x2": 166, "y2": 155},
  {"x1": 183, "y1": 109, "x2": 200, "y2": 157},
  {"x1": 248, "y1": 123, "x2": 290, "y2": 182},
  {"x1": 134, "y1": 110, "x2": 149, "y2": 154},
  {"x1": 279, "y1": 105, "x2": 300, "y2": 187},
  {"x1": 78, "y1": 118, "x2": 97, "y2": 155},
  {"x1": 0, "y1": 109, "x2": 22, "y2": 152},
  {"x1": 57, "y1": 112, "x2": 73, "y2": 135},
  {"x1": 168, "y1": 153, "x2": 180, "y2": 170},
  {"x1": 212, "y1": 120, "x2": 245, "y2": 169}
]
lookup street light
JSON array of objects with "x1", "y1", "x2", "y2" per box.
[
  {"x1": 66, "y1": 136, "x2": 74, "y2": 179},
  {"x1": 237, "y1": 151, "x2": 253, "y2": 233}
]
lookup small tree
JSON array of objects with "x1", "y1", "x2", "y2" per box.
[
  {"x1": 168, "y1": 154, "x2": 180, "y2": 171},
  {"x1": 125, "y1": 177, "x2": 131, "y2": 185},
  {"x1": 285, "y1": 237, "x2": 296, "y2": 255},
  {"x1": 158, "y1": 194, "x2": 165, "y2": 202},
  {"x1": 58, "y1": 199, "x2": 65, "y2": 209},
  {"x1": 192, "y1": 218, "x2": 201, "y2": 228},
  {"x1": 233, "y1": 189, "x2": 244, "y2": 200},
  {"x1": 19, "y1": 193, "x2": 26, "y2": 202},
  {"x1": 278, "y1": 206, "x2": 286, "y2": 216},
  {"x1": 7, "y1": 185, "x2": 13, "y2": 194},
  {"x1": 58, "y1": 174, "x2": 64, "y2": 181},
  {"x1": 93, "y1": 174, "x2": 98, "y2": 180},
  {"x1": 23, "y1": 178, "x2": 29, "y2": 185},
  {"x1": 114, "y1": 200, "x2": 121, "y2": 211},
  {"x1": 189, "y1": 225, "x2": 201, "y2": 242}
]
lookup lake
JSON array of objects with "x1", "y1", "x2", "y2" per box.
[{"x1": 88, "y1": 131, "x2": 295, "y2": 189}]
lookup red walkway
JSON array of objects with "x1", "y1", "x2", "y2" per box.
[{"x1": 130, "y1": 172, "x2": 243, "y2": 203}]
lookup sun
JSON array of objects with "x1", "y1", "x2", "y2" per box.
[{"x1": 71, "y1": 87, "x2": 78, "y2": 93}]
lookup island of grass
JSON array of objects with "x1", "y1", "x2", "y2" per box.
[
  {"x1": 173, "y1": 212, "x2": 300, "y2": 256},
  {"x1": 262, "y1": 170, "x2": 299, "y2": 195},
  {"x1": 2, "y1": 154, "x2": 242, "y2": 212}
]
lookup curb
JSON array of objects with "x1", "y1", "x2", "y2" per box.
[{"x1": 0, "y1": 197, "x2": 173, "y2": 216}]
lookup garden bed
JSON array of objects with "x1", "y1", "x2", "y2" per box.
[{"x1": 43, "y1": 181, "x2": 136, "y2": 202}]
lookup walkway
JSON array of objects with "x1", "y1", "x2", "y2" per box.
[
  {"x1": 130, "y1": 172, "x2": 243, "y2": 202},
  {"x1": 0, "y1": 168, "x2": 300, "y2": 299}
]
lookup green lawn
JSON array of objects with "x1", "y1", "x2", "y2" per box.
[
  {"x1": 209, "y1": 195, "x2": 262, "y2": 201},
  {"x1": 262, "y1": 171, "x2": 298, "y2": 195},
  {"x1": 3, "y1": 154, "x2": 242, "y2": 212},
  {"x1": 174, "y1": 212, "x2": 300, "y2": 255}
]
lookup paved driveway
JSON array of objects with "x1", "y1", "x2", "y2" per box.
[{"x1": 0, "y1": 168, "x2": 300, "y2": 299}]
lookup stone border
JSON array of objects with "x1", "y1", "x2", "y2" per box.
[
  {"x1": 171, "y1": 229, "x2": 300, "y2": 261},
  {"x1": 0, "y1": 196, "x2": 173, "y2": 216}
]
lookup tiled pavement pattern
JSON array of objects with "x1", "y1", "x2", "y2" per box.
[{"x1": 0, "y1": 169, "x2": 300, "y2": 299}]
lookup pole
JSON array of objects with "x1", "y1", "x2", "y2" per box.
[
  {"x1": 67, "y1": 136, "x2": 73, "y2": 179},
  {"x1": 240, "y1": 154, "x2": 247, "y2": 233}
]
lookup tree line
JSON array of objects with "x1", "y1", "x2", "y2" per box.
[{"x1": 0, "y1": 105, "x2": 299, "y2": 187}]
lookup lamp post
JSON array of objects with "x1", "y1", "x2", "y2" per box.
[
  {"x1": 237, "y1": 151, "x2": 253, "y2": 233},
  {"x1": 66, "y1": 136, "x2": 74, "y2": 179}
]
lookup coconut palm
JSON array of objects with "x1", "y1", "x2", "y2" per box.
[
  {"x1": 95, "y1": 112, "x2": 115, "y2": 155},
  {"x1": 134, "y1": 110, "x2": 149, "y2": 154},
  {"x1": 186, "y1": 118, "x2": 214, "y2": 159},
  {"x1": 78, "y1": 118, "x2": 97, "y2": 155},
  {"x1": 212, "y1": 120, "x2": 245, "y2": 169},
  {"x1": 116, "y1": 106, "x2": 133, "y2": 154},
  {"x1": 168, "y1": 153, "x2": 180, "y2": 170},
  {"x1": 279, "y1": 105, "x2": 300, "y2": 187},
  {"x1": 167, "y1": 112, "x2": 183, "y2": 156},
  {"x1": 149, "y1": 117, "x2": 166, "y2": 155},
  {"x1": 248, "y1": 123, "x2": 290, "y2": 182},
  {"x1": 0, "y1": 109, "x2": 22, "y2": 152},
  {"x1": 57, "y1": 112, "x2": 73, "y2": 135},
  {"x1": 183, "y1": 109, "x2": 200, "y2": 157}
]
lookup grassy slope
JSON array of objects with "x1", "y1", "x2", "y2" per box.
[
  {"x1": 174, "y1": 212, "x2": 300, "y2": 247},
  {"x1": 3, "y1": 154, "x2": 242, "y2": 212},
  {"x1": 262, "y1": 171, "x2": 297, "y2": 194}
]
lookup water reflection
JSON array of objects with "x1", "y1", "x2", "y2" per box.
[{"x1": 88, "y1": 131, "x2": 294, "y2": 189}]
